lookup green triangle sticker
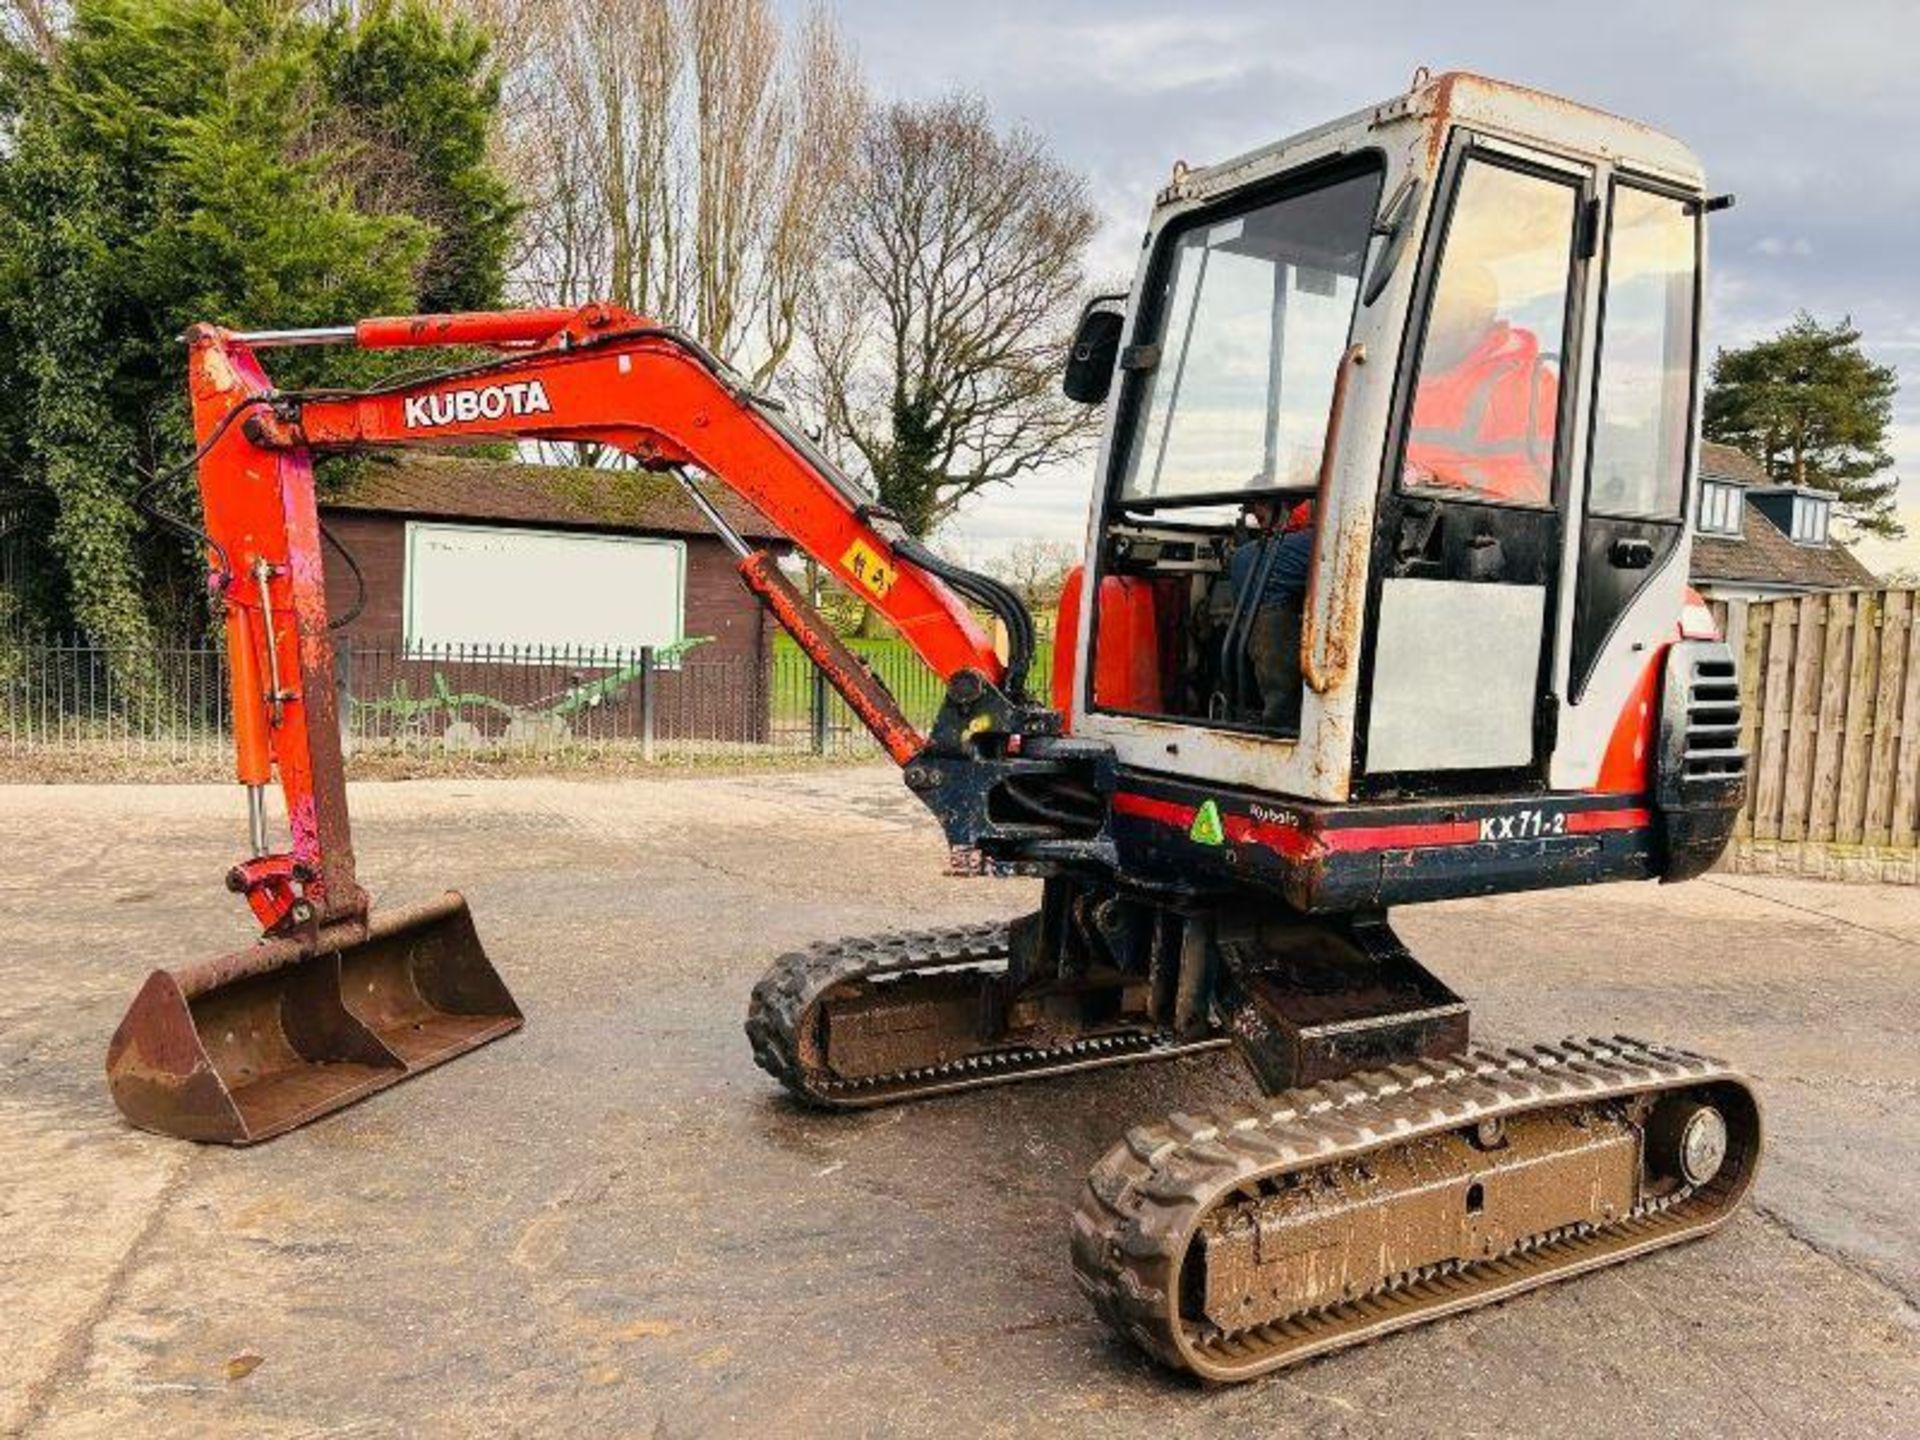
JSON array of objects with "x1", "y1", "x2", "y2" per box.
[{"x1": 1189, "y1": 799, "x2": 1226, "y2": 846}]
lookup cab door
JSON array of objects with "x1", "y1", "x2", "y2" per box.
[
  {"x1": 1357, "y1": 136, "x2": 1594, "y2": 792},
  {"x1": 1566, "y1": 179, "x2": 1701, "y2": 708}
]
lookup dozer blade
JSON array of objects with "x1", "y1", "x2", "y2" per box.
[
  {"x1": 1072, "y1": 1037, "x2": 1762, "y2": 1382},
  {"x1": 106, "y1": 892, "x2": 520, "y2": 1145}
]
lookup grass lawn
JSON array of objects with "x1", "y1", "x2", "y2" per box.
[{"x1": 770, "y1": 633, "x2": 1055, "y2": 732}]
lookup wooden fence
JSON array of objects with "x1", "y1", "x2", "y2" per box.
[{"x1": 1712, "y1": 587, "x2": 1920, "y2": 884}]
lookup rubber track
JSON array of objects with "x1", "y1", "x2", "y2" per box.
[
  {"x1": 1069, "y1": 1035, "x2": 1761, "y2": 1382},
  {"x1": 745, "y1": 921, "x2": 1228, "y2": 1109}
]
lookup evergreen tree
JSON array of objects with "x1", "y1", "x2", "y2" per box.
[
  {"x1": 1703, "y1": 313, "x2": 1903, "y2": 539},
  {"x1": 0, "y1": 0, "x2": 515, "y2": 649},
  {"x1": 319, "y1": 0, "x2": 517, "y2": 314}
]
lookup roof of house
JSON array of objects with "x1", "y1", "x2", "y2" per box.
[
  {"x1": 1691, "y1": 443, "x2": 1878, "y2": 591},
  {"x1": 319, "y1": 453, "x2": 789, "y2": 542},
  {"x1": 1697, "y1": 440, "x2": 1769, "y2": 488}
]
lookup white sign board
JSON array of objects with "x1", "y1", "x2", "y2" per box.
[{"x1": 404, "y1": 522, "x2": 685, "y2": 658}]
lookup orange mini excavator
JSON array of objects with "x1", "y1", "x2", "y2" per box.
[{"x1": 107, "y1": 73, "x2": 1760, "y2": 1380}]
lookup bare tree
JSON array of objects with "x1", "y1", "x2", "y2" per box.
[
  {"x1": 439, "y1": 0, "x2": 571, "y2": 279},
  {"x1": 987, "y1": 538, "x2": 1079, "y2": 611},
  {"x1": 800, "y1": 95, "x2": 1100, "y2": 538},
  {"x1": 0, "y1": 0, "x2": 65, "y2": 61},
  {"x1": 481, "y1": 0, "x2": 862, "y2": 389}
]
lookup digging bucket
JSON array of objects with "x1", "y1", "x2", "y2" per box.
[{"x1": 106, "y1": 892, "x2": 521, "y2": 1145}]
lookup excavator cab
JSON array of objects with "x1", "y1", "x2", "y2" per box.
[{"x1": 1062, "y1": 72, "x2": 1733, "y2": 879}]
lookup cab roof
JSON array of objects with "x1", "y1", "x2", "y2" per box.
[{"x1": 1162, "y1": 70, "x2": 1704, "y2": 209}]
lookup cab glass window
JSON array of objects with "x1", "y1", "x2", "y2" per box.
[
  {"x1": 1401, "y1": 158, "x2": 1577, "y2": 508},
  {"x1": 1120, "y1": 168, "x2": 1380, "y2": 503},
  {"x1": 1587, "y1": 185, "x2": 1698, "y2": 518}
]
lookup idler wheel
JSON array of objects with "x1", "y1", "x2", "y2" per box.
[{"x1": 1647, "y1": 1095, "x2": 1729, "y2": 1186}]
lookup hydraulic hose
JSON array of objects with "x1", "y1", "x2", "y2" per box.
[{"x1": 891, "y1": 533, "x2": 1038, "y2": 703}]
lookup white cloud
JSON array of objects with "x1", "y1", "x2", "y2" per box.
[
  {"x1": 1752, "y1": 236, "x2": 1814, "y2": 259},
  {"x1": 945, "y1": 463, "x2": 1093, "y2": 557},
  {"x1": 987, "y1": 15, "x2": 1276, "y2": 94},
  {"x1": 1712, "y1": 0, "x2": 1915, "y2": 121}
]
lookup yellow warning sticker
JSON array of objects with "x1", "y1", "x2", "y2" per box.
[{"x1": 840, "y1": 538, "x2": 899, "y2": 600}]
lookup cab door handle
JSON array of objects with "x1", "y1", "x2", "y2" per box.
[{"x1": 1609, "y1": 538, "x2": 1655, "y2": 569}]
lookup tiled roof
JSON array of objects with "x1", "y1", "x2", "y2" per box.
[
  {"x1": 319, "y1": 453, "x2": 789, "y2": 542},
  {"x1": 1691, "y1": 440, "x2": 1877, "y2": 591},
  {"x1": 1691, "y1": 499, "x2": 1878, "y2": 591},
  {"x1": 1698, "y1": 440, "x2": 1768, "y2": 487}
]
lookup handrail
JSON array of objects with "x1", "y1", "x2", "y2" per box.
[{"x1": 1301, "y1": 343, "x2": 1368, "y2": 694}]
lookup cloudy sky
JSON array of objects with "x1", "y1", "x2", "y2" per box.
[{"x1": 820, "y1": 0, "x2": 1920, "y2": 576}]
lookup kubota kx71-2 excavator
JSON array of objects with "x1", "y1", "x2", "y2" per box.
[{"x1": 107, "y1": 74, "x2": 1760, "y2": 1380}]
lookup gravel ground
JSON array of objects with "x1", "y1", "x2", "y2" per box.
[{"x1": 3, "y1": 768, "x2": 1917, "y2": 1438}]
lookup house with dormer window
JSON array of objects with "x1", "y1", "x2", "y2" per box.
[{"x1": 1688, "y1": 441, "x2": 1877, "y2": 602}]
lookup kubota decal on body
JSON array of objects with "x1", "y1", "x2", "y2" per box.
[{"x1": 403, "y1": 379, "x2": 553, "y2": 429}]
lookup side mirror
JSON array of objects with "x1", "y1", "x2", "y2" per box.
[{"x1": 1062, "y1": 296, "x2": 1127, "y2": 405}]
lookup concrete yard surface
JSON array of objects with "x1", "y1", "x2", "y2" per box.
[{"x1": 3, "y1": 768, "x2": 1917, "y2": 1438}]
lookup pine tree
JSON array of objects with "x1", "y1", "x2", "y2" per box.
[{"x1": 1703, "y1": 313, "x2": 1903, "y2": 539}]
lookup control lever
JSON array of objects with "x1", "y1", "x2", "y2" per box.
[{"x1": 1394, "y1": 500, "x2": 1444, "y2": 578}]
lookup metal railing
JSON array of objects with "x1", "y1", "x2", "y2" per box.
[
  {"x1": 0, "y1": 630, "x2": 1055, "y2": 769},
  {"x1": 0, "y1": 633, "x2": 231, "y2": 763}
]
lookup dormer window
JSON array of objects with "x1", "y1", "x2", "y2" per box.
[
  {"x1": 1696, "y1": 479, "x2": 1743, "y2": 537},
  {"x1": 1743, "y1": 484, "x2": 1838, "y2": 547},
  {"x1": 1788, "y1": 493, "x2": 1831, "y2": 546}
]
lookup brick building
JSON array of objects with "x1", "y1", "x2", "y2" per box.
[
  {"x1": 320, "y1": 453, "x2": 787, "y2": 655},
  {"x1": 317, "y1": 453, "x2": 791, "y2": 746}
]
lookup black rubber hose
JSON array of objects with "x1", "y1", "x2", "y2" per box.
[
  {"x1": 319, "y1": 519, "x2": 367, "y2": 631},
  {"x1": 131, "y1": 396, "x2": 276, "y2": 590},
  {"x1": 893, "y1": 533, "x2": 1038, "y2": 702},
  {"x1": 999, "y1": 778, "x2": 1102, "y2": 830}
]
